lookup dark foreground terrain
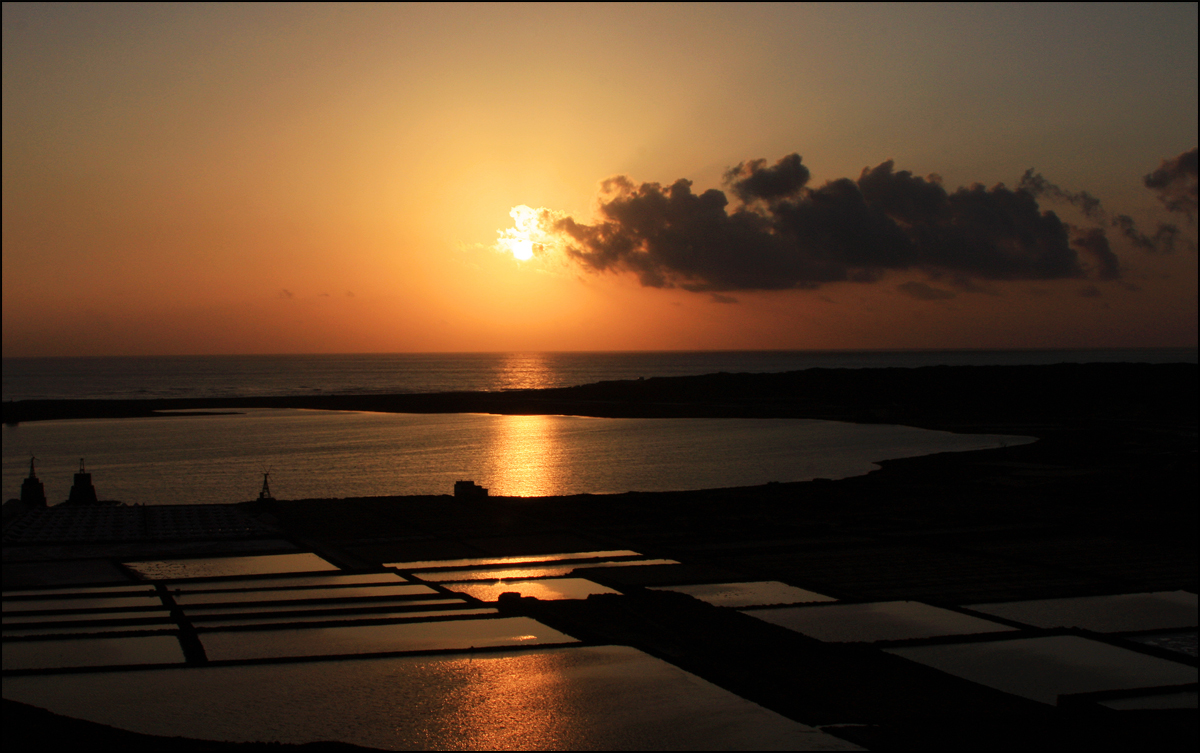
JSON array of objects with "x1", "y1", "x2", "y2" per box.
[{"x1": 4, "y1": 363, "x2": 1197, "y2": 750}]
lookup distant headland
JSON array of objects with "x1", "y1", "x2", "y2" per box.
[{"x1": 4, "y1": 362, "x2": 1196, "y2": 436}]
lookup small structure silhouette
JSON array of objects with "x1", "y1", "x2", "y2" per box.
[
  {"x1": 65, "y1": 458, "x2": 99, "y2": 505},
  {"x1": 454, "y1": 480, "x2": 488, "y2": 500},
  {"x1": 258, "y1": 472, "x2": 275, "y2": 501},
  {"x1": 20, "y1": 456, "x2": 47, "y2": 507}
]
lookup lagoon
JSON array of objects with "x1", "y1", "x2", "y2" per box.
[{"x1": 3, "y1": 409, "x2": 1031, "y2": 504}]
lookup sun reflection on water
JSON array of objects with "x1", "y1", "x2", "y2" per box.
[
  {"x1": 494, "y1": 353, "x2": 555, "y2": 391},
  {"x1": 481, "y1": 414, "x2": 563, "y2": 496},
  {"x1": 424, "y1": 650, "x2": 574, "y2": 750}
]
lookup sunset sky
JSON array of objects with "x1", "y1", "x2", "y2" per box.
[{"x1": 3, "y1": 3, "x2": 1196, "y2": 357}]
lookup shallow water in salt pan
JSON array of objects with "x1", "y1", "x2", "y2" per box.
[
  {"x1": 123, "y1": 553, "x2": 337, "y2": 580},
  {"x1": 387, "y1": 550, "x2": 641, "y2": 571},
  {"x1": 167, "y1": 572, "x2": 408, "y2": 591},
  {"x1": 195, "y1": 608, "x2": 499, "y2": 628},
  {"x1": 199, "y1": 616, "x2": 577, "y2": 661},
  {"x1": 413, "y1": 558, "x2": 679, "y2": 582},
  {"x1": 3, "y1": 595, "x2": 165, "y2": 612},
  {"x1": 2, "y1": 645, "x2": 860, "y2": 750},
  {"x1": 887, "y1": 635, "x2": 1198, "y2": 705},
  {"x1": 651, "y1": 581, "x2": 836, "y2": 608},
  {"x1": 745, "y1": 601, "x2": 1016, "y2": 643},
  {"x1": 173, "y1": 583, "x2": 436, "y2": 605},
  {"x1": 447, "y1": 578, "x2": 618, "y2": 602},
  {"x1": 3, "y1": 634, "x2": 185, "y2": 670},
  {"x1": 966, "y1": 591, "x2": 1198, "y2": 633}
]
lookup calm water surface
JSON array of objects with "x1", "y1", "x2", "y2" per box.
[
  {"x1": 2, "y1": 409, "x2": 1030, "y2": 504},
  {"x1": 5, "y1": 348, "x2": 1194, "y2": 401},
  {"x1": 2, "y1": 646, "x2": 843, "y2": 750}
]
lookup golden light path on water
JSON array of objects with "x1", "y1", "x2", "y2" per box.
[
  {"x1": 483, "y1": 414, "x2": 561, "y2": 497},
  {"x1": 478, "y1": 354, "x2": 562, "y2": 496},
  {"x1": 2, "y1": 646, "x2": 830, "y2": 749},
  {"x1": 496, "y1": 352, "x2": 556, "y2": 390}
]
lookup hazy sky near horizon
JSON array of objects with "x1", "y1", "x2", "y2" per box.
[{"x1": 3, "y1": 3, "x2": 1197, "y2": 356}]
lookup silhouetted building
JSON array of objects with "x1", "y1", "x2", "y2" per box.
[
  {"x1": 65, "y1": 459, "x2": 99, "y2": 505},
  {"x1": 21, "y1": 457, "x2": 47, "y2": 507},
  {"x1": 454, "y1": 480, "x2": 488, "y2": 499}
]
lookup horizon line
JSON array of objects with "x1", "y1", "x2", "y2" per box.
[{"x1": 4, "y1": 345, "x2": 1198, "y2": 360}]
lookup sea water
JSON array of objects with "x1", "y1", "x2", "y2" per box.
[
  {"x1": 7, "y1": 349, "x2": 1180, "y2": 503},
  {"x1": 2, "y1": 409, "x2": 1030, "y2": 503},
  {"x1": 4, "y1": 348, "x2": 1194, "y2": 401}
]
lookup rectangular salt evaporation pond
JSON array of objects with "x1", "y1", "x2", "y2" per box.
[
  {"x1": 651, "y1": 581, "x2": 836, "y2": 608},
  {"x1": 746, "y1": 601, "x2": 1017, "y2": 643},
  {"x1": 181, "y1": 598, "x2": 459, "y2": 617},
  {"x1": 174, "y1": 583, "x2": 437, "y2": 605},
  {"x1": 4, "y1": 585, "x2": 158, "y2": 597},
  {"x1": 413, "y1": 559, "x2": 679, "y2": 582},
  {"x1": 3, "y1": 635, "x2": 185, "y2": 671},
  {"x1": 387, "y1": 550, "x2": 642, "y2": 571},
  {"x1": 3, "y1": 595, "x2": 166, "y2": 613},
  {"x1": 186, "y1": 597, "x2": 463, "y2": 618},
  {"x1": 447, "y1": 578, "x2": 619, "y2": 602},
  {"x1": 1126, "y1": 631, "x2": 1198, "y2": 658},
  {"x1": 200, "y1": 616, "x2": 578, "y2": 661},
  {"x1": 168, "y1": 572, "x2": 406, "y2": 592},
  {"x1": 4, "y1": 609, "x2": 173, "y2": 625},
  {"x1": 966, "y1": 591, "x2": 1199, "y2": 633},
  {"x1": 198, "y1": 608, "x2": 498, "y2": 628},
  {"x1": 886, "y1": 635, "x2": 1199, "y2": 706},
  {"x1": 4, "y1": 622, "x2": 177, "y2": 636},
  {"x1": 123, "y1": 553, "x2": 337, "y2": 580},
  {"x1": 1, "y1": 646, "x2": 862, "y2": 751}
]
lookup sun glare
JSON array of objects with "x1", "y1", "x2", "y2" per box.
[{"x1": 496, "y1": 205, "x2": 554, "y2": 261}]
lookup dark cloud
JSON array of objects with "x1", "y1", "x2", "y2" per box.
[
  {"x1": 1143, "y1": 147, "x2": 1198, "y2": 218},
  {"x1": 1018, "y1": 170, "x2": 1103, "y2": 219},
  {"x1": 555, "y1": 155, "x2": 1088, "y2": 293},
  {"x1": 897, "y1": 281, "x2": 956, "y2": 300},
  {"x1": 947, "y1": 275, "x2": 1002, "y2": 295},
  {"x1": 1015, "y1": 162, "x2": 1194, "y2": 255},
  {"x1": 1111, "y1": 215, "x2": 1192, "y2": 254},
  {"x1": 1069, "y1": 227, "x2": 1120, "y2": 280},
  {"x1": 724, "y1": 154, "x2": 810, "y2": 204}
]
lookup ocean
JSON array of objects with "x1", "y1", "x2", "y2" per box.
[
  {"x1": 2, "y1": 349, "x2": 1191, "y2": 504},
  {"x1": 4, "y1": 348, "x2": 1194, "y2": 402}
]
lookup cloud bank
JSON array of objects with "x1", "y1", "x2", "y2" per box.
[
  {"x1": 1021, "y1": 149, "x2": 1194, "y2": 255},
  {"x1": 546, "y1": 150, "x2": 1196, "y2": 294},
  {"x1": 1143, "y1": 147, "x2": 1198, "y2": 219}
]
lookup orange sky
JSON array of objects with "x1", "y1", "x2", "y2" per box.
[{"x1": 3, "y1": 3, "x2": 1196, "y2": 356}]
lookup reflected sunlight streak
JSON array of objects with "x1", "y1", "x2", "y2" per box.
[
  {"x1": 496, "y1": 353, "x2": 555, "y2": 390},
  {"x1": 429, "y1": 651, "x2": 574, "y2": 749},
  {"x1": 481, "y1": 414, "x2": 561, "y2": 497}
]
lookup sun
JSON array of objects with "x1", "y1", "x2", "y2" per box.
[
  {"x1": 496, "y1": 205, "x2": 552, "y2": 261},
  {"x1": 512, "y1": 238, "x2": 535, "y2": 261}
]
